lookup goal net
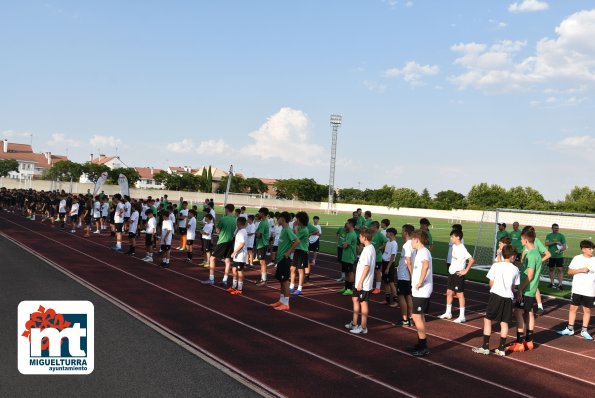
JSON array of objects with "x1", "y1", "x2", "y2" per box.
[{"x1": 472, "y1": 208, "x2": 595, "y2": 284}]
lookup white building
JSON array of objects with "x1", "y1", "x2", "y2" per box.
[
  {"x1": 135, "y1": 167, "x2": 165, "y2": 189},
  {"x1": 79, "y1": 154, "x2": 127, "y2": 183},
  {"x1": 0, "y1": 139, "x2": 68, "y2": 180}
]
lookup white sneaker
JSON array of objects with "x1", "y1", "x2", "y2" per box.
[
  {"x1": 336, "y1": 277, "x2": 345, "y2": 282},
  {"x1": 453, "y1": 317, "x2": 466, "y2": 324},
  {"x1": 472, "y1": 346, "x2": 489, "y2": 355},
  {"x1": 143, "y1": 256, "x2": 153, "y2": 262},
  {"x1": 439, "y1": 313, "x2": 452, "y2": 320},
  {"x1": 349, "y1": 325, "x2": 368, "y2": 334},
  {"x1": 345, "y1": 322, "x2": 355, "y2": 330},
  {"x1": 267, "y1": 262, "x2": 274, "y2": 267},
  {"x1": 93, "y1": 230, "x2": 100, "y2": 234}
]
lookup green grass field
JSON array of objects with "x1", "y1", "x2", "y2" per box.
[{"x1": 206, "y1": 205, "x2": 593, "y2": 298}]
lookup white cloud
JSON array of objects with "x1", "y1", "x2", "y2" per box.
[
  {"x1": 242, "y1": 107, "x2": 325, "y2": 166},
  {"x1": 450, "y1": 9, "x2": 595, "y2": 92},
  {"x1": 530, "y1": 96, "x2": 588, "y2": 107},
  {"x1": 196, "y1": 139, "x2": 229, "y2": 155},
  {"x1": 47, "y1": 133, "x2": 80, "y2": 148},
  {"x1": 166, "y1": 138, "x2": 194, "y2": 153},
  {"x1": 508, "y1": 0, "x2": 549, "y2": 13},
  {"x1": 363, "y1": 80, "x2": 387, "y2": 93},
  {"x1": 557, "y1": 135, "x2": 595, "y2": 153},
  {"x1": 489, "y1": 19, "x2": 508, "y2": 29},
  {"x1": 385, "y1": 61, "x2": 440, "y2": 86},
  {"x1": 1, "y1": 130, "x2": 31, "y2": 139},
  {"x1": 89, "y1": 135, "x2": 121, "y2": 149}
]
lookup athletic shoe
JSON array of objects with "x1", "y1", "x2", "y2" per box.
[
  {"x1": 274, "y1": 304, "x2": 290, "y2": 311},
  {"x1": 338, "y1": 287, "x2": 346, "y2": 294},
  {"x1": 256, "y1": 280, "x2": 267, "y2": 287},
  {"x1": 70, "y1": 230, "x2": 76, "y2": 233},
  {"x1": 292, "y1": 290, "x2": 302, "y2": 296},
  {"x1": 231, "y1": 289, "x2": 243, "y2": 295},
  {"x1": 289, "y1": 287, "x2": 295, "y2": 294},
  {"x1": 269, "y1": 301, "x2": 282, "y2": 307},
  {"x1": 202, "y1": 263, "x2": 210, "y2": 268},
  {"x1": 557, "y1": 328, "x2": 574, "y2": 336},
  {"x1": 111, "y1": 246, "x2": 121, "y2": 251},
  {"x1": 388, "y1": 302, "x2": 398, "y2": 308},
  {"x1": 453, "y1": 317, "x2": 466, "y2": 324},
  {"x1": 200, "y1": 279, "x2": 215, "y2": 285},
  {"x1": 219, "y1": 280, "x2": 228, "y2": 288},
  {"x1": 524, "y1": 341, "x2": 534, "y2": 351},
  {"x1": 438, "y1": 312, "x2": 452, "y2": 320},
  {"x1": 536, "y1": 307, "x2": 544, "y2": 316},
  {"x1": 548, "y1": 283, "x2": 555, "y2": 288},
  {"x1": 345, "y1": 322, "x2": 356, "y2": 330},
  {"x1": 226, "y1": 287, "x2": 236, "y2": 293},
  {"x1": 142, "y1": 256, "x2": 153, "y2": 263},
  {"x1": 127, "y1": 251, "x2": 135, "y2": 256},
  {"x1": 336, "y1": 277, "x2": 345, "y2": 282},
  {"x1": 394, "y1": 319, "x2": 410, "y2": 327},
  {"x1": 350, "y1": 325, "x2": 368, "y2": 334},
  {"x1": 185, "y1": 258, "x2": 192, "y2": 263},
  {"x1": 304, "y1": 274, "x2": 310, "y2": 283},
  {"x1": 494, "y1": 348, "x2": 506, "y2": 357},
  {"x1": 371, "y1": 288, "x2": 381, "y2": 295},
  {"x1": 558, "y1": 285, "x2": 564, "y2": 291},
  {"x1": 412, "y1": 347, "x2": 430, "y2": 356},
  {"x1": 341, "y1": 289, "x2": 353, "y2": 296},
  {"x1": 506, "y1": 342, "x2": 525, "y2": 352},
  {"x1": 580, "y1": 330, "x2": 593, "y2": 340},
  {"x1": 471, "y1": 346, "x2": 490, "y2": 355},
  {"x1": 267, "y1": 262, "x2": 274, "y2": 267},
  {"x1": 175, "y1": 246, "x2": 181, "y2": 250}
]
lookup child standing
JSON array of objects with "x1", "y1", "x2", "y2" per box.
[
  {"x1": 201, "y1": 213, "x2": 214, "y2": 268},
  {"x1": 228, "y1": 216, "x2": 248, "y2": 295},
  {"x1": 185, "y1": 209, "x2": 197, "y2": 263},
  {"x1": 246, "y1": 215, "x2": 256, "y2": 266},
  {"x1": 142, "y1": 210, "x2": 157, "y2": 263},
  {"x1": 339, "y1": 219, "x2": 357, "y2": 296},
  {"x1": 125, "y1": 203, "x2": 140, "y2": 256},
  {"x1": 394, "y1": 224, "x2": 415, "y2": 327},
  {"x1": 160, "y1": 210, "x2": 174, "y2": 268},
  {"x1": 345, "y1": 229, "x2": 375, "y2": 334},
  {"x1": 270, "y1": 212, "x2": 300, "y2": 311},
  {"x1": 381, "y1": 227, "x2": 398, "y2": 307},
  {"x1": 409, "y1": 229, "x2": 433, "y2": 356}
]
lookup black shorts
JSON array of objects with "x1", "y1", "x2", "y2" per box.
[
  {"x1": 514, "y1": 295, "x2": 536, "y2": 312},
  {"x1": 124, "y1": 217, "x2": 130, "y2": 223},
  {"x1": 128, "y1": 232, "x2": 137, "y2": 239},
  {"x1": 115, "y1": 223, "x2": 124, "y2": 233},
  {"x1": 178, "y1": 227, "x2": 187, "y2": 235},
  {"x1": 93, "y1": 217, "x2": 101, "y2": 223},
  {"x1": 336, "y1": 247, "x2": 343, "y2": 263},
  {"x1": 308, "y1": 240, "x2": 320, "y2": 252},
  {"x1": 145, "y1": 233, "x2": 154, "y2": 246},
  {"x1": 548, "y1": 257, "x2": 564, "y2": 268},
  {"x1": 213, "y1": 241, "x2": 234, "y2": 259},
  {"x1": 202, "y1": 238, "x2": 213, "y2": 252},
  {"x1": 70, "y1": 215, "x2": 78, "y2": 222},
  {"x1": 485, "y1": 293, "x2": 513, "y2": 324},
  {"x1": 412, "y1": 297, "x2": 430, "y2": 314},
  {"x1": 85, "y1": 216, "x2": 93, "y2": 226},
  {"x1": 272, "y1": 245, "x2": 278, "y2": 253},
  {"x1": 382, "y1": 261, "x2": 396, "y2": 284},
  {"x1": 292, "y1": 249, "x2": 308, "y2": 270},
  {"x1": 571, "y1": 293, "x2": 595, "y2": 308},
  {"x1": 233, "y1": 261, "x2": 245, "y2": 271},
  {"x1": 447, "y1": 273, "x2": 466, "y2": 293},
  {"x1": 341, "y1": 261, "x2": 354, "y2": 273},
  {"x1": 256, "y1": 247, "x2": 267, "y2": 260},
  {"x1": 397, "y1": 280, "x2": 412, "y2": 296},
  {"x1": 515, "y1": 253, "x2": 522, "y2": 262},
  {"x1": 275, "y1": 257, "x2": 291, "y2": 282},
  {"x1": 101, "y1": 215, "x2": 107, "y2": 220},
  {"x1": 352, "y1": 289, "x2": 370, "y2": 302},
  {"x1": 186, "y1": 239, "x2": 194, "y2": 246},
  {"x1": 160, "y1": 244, "x2": 171, "y2": 252}
]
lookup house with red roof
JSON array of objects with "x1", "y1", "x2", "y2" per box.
[
  {"x1": 134, "y1": 167, "x2": 165, "y2": 189},
  {"x1": 0, "y1": 139, "x2": 68, "y2": 180}
]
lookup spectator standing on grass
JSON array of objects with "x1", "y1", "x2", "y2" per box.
[
  {"x1": 409, "y1": 229, "x2": 433, "y2": 356},
  {"x1": 419, "y1": 218, "x2": 433, "y2": 251},
  {"x1": 496, "y1": 223, "x2": 509, "y2": 243},
  {"x1": 345, "y1": 229, "x2": 375, "y2": 335},
  {"x1": 509, "y1": 222, "x2": 523, "y2": 262},
  {"x1": 545, "y1": 223, "x2": 567, "y2": 290},
  {"x1": 557, "y1": 240, "x2": 595, "y2": 340}
]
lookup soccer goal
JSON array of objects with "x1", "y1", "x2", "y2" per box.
[{"x1": 472, "y1": 208, "x2": 595, "y2": 283}]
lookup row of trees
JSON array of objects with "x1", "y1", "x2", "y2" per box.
[
  {"x1": 42, "y1": 160, "x2": 141, "y2": 186},
  {"x1": 0, "y1": 159, "x2": 19, "y2": 177}
]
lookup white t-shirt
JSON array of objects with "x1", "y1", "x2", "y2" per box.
[
  {"x1": 146, "y1": 217, "x2": 157, "y2": 234},
  {"x1": 449, "y1": 243, "x2": 472, "y2": 274},
  {"x1": 69, "y1": 203, "x2": 79, "y2": 216},
  {"x1": 380, "y1": 229, "x2": 387, "y2": 237},
  {"x1": 209, "y1": 208, "x2": 216, "y2": 221},
  {"x1": 239, "y1": 212, "x2": 248, "y2": 219},
  {"x1": 114, "y1": 203, "x2": 125, "y2": 223},
  {"x1": 309, "y1": 225, "x2": 322, "y2": 244},
  {"x1": 141, "y1": 204, "x2": 148, "y2": 220},
  {"x1": 168, "y1": 213, "x2": 176, "y2": 227},
  {"x1": 569, "y1": 255, "x2": 595, "y2": 297},
  {"x1": 186, "y1": 217, "x2": 196, "y2": 240},
  {"x1": 382, "y1": 240, "x2": 398, "y2": 262},
  {"x1": 178, "y1": 209, "x2": 189, "y2": 228},
  {"x1": 124, "y1": 202, "x2": 132, "y2": 218},
  {"x1": 273, "y1": 225, "x2": 282, "y2": 246},
  {"x1": 93, "y1": 201, "x2": 101, "y2": 218},
  {"x1": 397, "y1": 240, "x2": 413, "y2": 281},
  {"x1": 161, "y1": 219, "x2": 173, "y2": 245},
  {"x1": 355, "y1": 244, "x2": 375, "y2": 291},
  {"x1": 411, "y1": 247, "x2": 433, "y2": 298},
  {"x1": 233, "y1": 229, "x2": 248, "y2": 263},
  {"x1": 101, "y1": 203, "x2": 108, "y2": 217},
  {"x1": 246, "y1": 223, "x2": 256, "y2": 248},
  {"x1": 486, "y1": 261, "x2": 520, "y2": 299},
  {"x1": 447, "y1": 238, "x2": 465, "y2": 263},
  {"x1": 202, "y1": 222, "x2": 213, "y2": 240},
  {"x1": 268, "y1": 217, "x2": 274, "y2": 230},
  {"x1": 59, "y1": 200, "x2": 67, "y2": 213},
  {"x1": 129, "y1": 211, "x2": 139, "y2": 234}
]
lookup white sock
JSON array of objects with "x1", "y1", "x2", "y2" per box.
[
  {"x1": 262, "y1": 272, "x2": 267, "y2": 281},
  {"x1": 282, "y1": 296, "x2": 289, "y2": 305},
  {"x1": 297, "y1": 285, "x2": 302, "y2": 291},
  {"x1": 341, "y1": 272, "x2": 345, "y2": 278},
  {"x1": 223, "y1": 275, "x2": 228, "y2": 282},
  {"x1": 459, "y1": 307, "x2": 465, "y2": 318},
  {"x1": 232, "y1": 279, "x2": 238, "y2": 288},
  {"x1": 375, "y1": 282, "x2": 381, "y2": 289},
  {"x1": 446, "y1": 304, "x2": 452, "y2": 314},
  {"x1": 238, "y1": 282, "x2": 243, "y2": 291},
  {"x1": 280, "y1": 294, "x2": 285, "y2": 300},
  {"x1": 290, "y1": 283, "x2": 295, "y2": 289},
  {"x1": 116, "y1": 242, "x2": 121, "y2": 248},
  {"x1": 538, "y1": 303, "x2": 543, "y2": 310},
  {"x1": 209, "y1": 275, "x2": 214, "y2": 281}
]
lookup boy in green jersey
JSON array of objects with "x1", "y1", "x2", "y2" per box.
[
  {"x1": 420, "y1": 218, "x2": 433, "y2": 251},
  {"x1": 255, "y1": 207, "x2": 270, "y2": 286},
  {"x1": 521, "y1": 226, "x2": 551, "y2": 315},
  {"x1": 370, "y1": 221, "x2": 388, "y2": 294},
  {"x1": 364, "y1": 211, "x2": 374, "y2": 230},
  {"x1": 509, "y1": 222, "x2": 523, "y2": 263},
  {"x1": 289, "y1": 212, "x2": 319, "y2": 295},
  {"x1": 201, "y1": 203, "x2": 236, "y2": 286},
  {"x1": 270, "y1": 212, "x2": 300, "y2": 311},
  {"x1": 508, "y1": 229, "x2": 541, "y2": 352},
  {"x1": 339, "y1": 219, "x2": 358, "y2": 296},
  {"x1": 545, "y1": 223, "x2": 567, "y2": 290},
  {"x1": 336, "y1": 223, "x2": 348, "y2": 282},
  {"x1": 496, "y1": 223, "x2": 510, "y2": 243}
]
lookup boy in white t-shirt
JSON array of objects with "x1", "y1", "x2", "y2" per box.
[
  {"x1": 69, "y1": 197, "x2": 79, "y2": 233},
  {"x1": 177, "y1": 201, "x2": 189, "y2": 251},
  {"x1": 125, "y1": 204, "x2": 140, "y2": 256},
  {"x1": 439, "y1": 229, "x2": 474, "y2": 323},
  {"x1": 345, "y1": 229, "x2": 375, "y2": 335},
  {"x1": 185, "y1": 209, "x2": 197, "y2": 263},
  {"x1": 558, "y1": 240, "x2": 595, "y2": 340},
  {"x1": 201, "y1": 213, "x2": 214, "y2": 267},
  {"x1": 410, "y1": 229, "x2": 433, "y2": 356},
  {"x1": 268, "y1": 218, "x2": 282, "y2": 267},
  {"x1": 142, "y1": 209, "x2": 157, "y2": 263},
  {"x1": 381, "y1": 227, "x2": 398, "y2": 307},
  {"x1": 111, "y1": 194, "x2": 125, "y2": 251},
  {"x1": 307, "y1": 216, "x2": 322, "y2": 272},
  {"x1": 472, "y1": 245, "x2": 520, "y2": 356},
  {"x1": 159, "y1": 210, "x2": 174, "y2": 268},
  {"x1": 246, "y1": 215, "x2": 257, "y2": 266},
  {"x1": 228, "y1": 217, "x2": 248, "y2": 295},
  {"x1": 100, "y1": 198, "x2": 109, "y2": 230},
  {"x1": 93, "y1": 196, "x2": 102, "y2": 234},
  {"x1": 394, "y1": 224, "x2": 415, "y2": 327}
]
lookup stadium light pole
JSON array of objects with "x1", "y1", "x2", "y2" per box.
[{"x1": 327, "y1": 114, "x2": 342, "y2": 214}]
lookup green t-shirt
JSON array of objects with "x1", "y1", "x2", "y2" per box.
[
  {"x1": 427, "y1": 230, "x2": 433, "y2": 246},
  {"x1": 341, "y1": 230, "x2": 357, "y2": 264},
  {"x1": 255, "y1": 220, "x2": 270, "y2": 249},
  {"x1": 355, "y1": 216, "x2": 365, "y2": 231},
  {"x1": 296, "y1": 225, "x2": 310, "y2": 251},
  {"x1": 217, "y1": 215, "x2": 237, "y2": 244},
  {"x1": 509, "y1": 230, "x2": 522, "y2": 253},
  {"x1": 524, "y1": 238, "x2": 547, "y2": 256},
  {"x1": 521, "y1": 248, "x2": 542, "y2": 297},
  {"x1": 371, "y1": 231, "x2": 388, "y2": 262},
  {"x1": 336, "y1": 227, "x2": 346, "y2": 247},
  {"x1": 545, "y1": 233, "x2": 566, "y2": 259},
  {"x1": 364, "y1": 218, "x2": 374, "y2": 229},
  {"x1": 277, "y1": 226, "x2": 297, "y2": 263},
  {"x1": 496, "y1": 230, "x2": 510, "y2": 243}
]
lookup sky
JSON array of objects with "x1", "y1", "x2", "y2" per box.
[{"x1": 1, "y1": 0, "x2": 594, "y2": 201}]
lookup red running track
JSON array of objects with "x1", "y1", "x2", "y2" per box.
[{"x1": 1, "y1": 212, "x2": 594, "y2": 398}]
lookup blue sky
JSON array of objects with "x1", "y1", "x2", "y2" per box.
[{"x1": 1, "y1": 0, "x2": 594, "y2": 200}]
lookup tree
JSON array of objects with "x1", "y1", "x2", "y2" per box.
[
  {"x1": 466, "y1": 183, "x2": 508, "y2": 209},
  {"x1": 242, "y1": 178, "x2": 268, "y2": 194},
  {"x1": 0, "y1": 159, "x2": 19, "y2": 177},
  {"x1": 363, "y1": 185, "x2": 394, "y2": 207},
  {"x1": 82, "y1": 162, "x2": 110, "y2": 183},
  {"x1": 337, "y1": 188, "x2": 364, "y2": 203},
  {"x1": 274, "y1": 178, "x2": 328, "y2": 201},
  {"x1": 108, "y1": 167, "x2": 140, "y2": 186},
  {"x1": 207, "y1": 166, "x2": 213, "y2": 193},
  {"x1": 419, "y1": 188, "x2": 432, "y2": 209},
  {"x1": 433, "y1": 190, "x2": 466, "y2": 210},
  {"x1": 560, "y1": 186, "x2": 595, "y2": 212},
  {"x1": 392, "y1": 188, "x2": 421, "y2": 208},
  {"x1": 506, "y1": 186, "x2": 548, "y2": 210},
  {"x1": 217, "y1": 174, "x2": 245, "y2": 194},
  {"x1": 43, "y1": 160, "x2": 83, "y2": 181}
]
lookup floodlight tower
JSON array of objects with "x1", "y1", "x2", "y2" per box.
[{"x1": 327, "y1": 114, "x2": 342, "y2": 214}]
